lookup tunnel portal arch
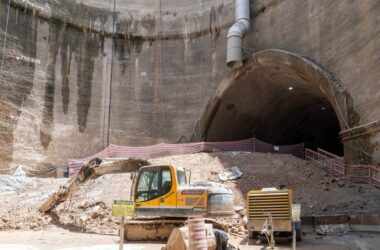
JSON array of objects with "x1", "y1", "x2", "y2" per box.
[{"x1": 197, "y1": 49, "x2": 349, "y2": 156}]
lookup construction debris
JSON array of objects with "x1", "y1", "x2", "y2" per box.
[
  {"x1": 151, "y1": 152, "x2": 380, "y2": 216},
  {"x1": 2, "y1": 151, "x2": 380, "y2": 239},
  {"x1": 0, "y1": 210, "x2": 51, "y2": 231},
  {"x1": 316, "y1": 224, "x2": 350, "y2": 236},
  {"x1": 0, "y1": 166, "x2": 28, "y2": 193},
  {"x1": 218, "y1": 167, "x2": 242, "y2": 182}
]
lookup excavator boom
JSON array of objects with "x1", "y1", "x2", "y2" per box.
[{"x1": 39, "y1": 158, "x2": 149, "y2": 213}]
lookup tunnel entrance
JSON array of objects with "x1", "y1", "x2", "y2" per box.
[{"x1": 198, "y1": 50, "x2": 348, "y2": 156}]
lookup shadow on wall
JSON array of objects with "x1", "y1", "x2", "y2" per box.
[{"x1": 0, "y1": 2, "x2": 37, "y2": 172}]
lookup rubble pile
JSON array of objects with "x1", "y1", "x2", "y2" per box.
[
  {"x1": 151, "y1": 152, "x2": 380, "y2": 215},
  {"x1": 0, "y1": 209, "x2": 51, "y2": 231},
  {"x1": 0, "y1": 167, "x2": 65, "y2": 231},
  {"x1": 49, "y1": 173, "x2": 135, "y2": 235},
  {"x1": 215, "y1": 216, "x2": 247, "y2": 239},
  {"x1": 55, "y1": 201, "x2": 119, "y2": 235},
  {"x1": 2, "y1": 151, "x2": 380, "y2": 235}
]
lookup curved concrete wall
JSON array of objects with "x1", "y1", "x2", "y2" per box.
[
  {"x1": 246, "y1": 0, "x2": 380, "y2": 163},
  {"x1": 197, "y1": 50, "x2": 346, "y2": 155},
  {"x1": 0, "y1": 0, "x2": 380, "y2": 172}
]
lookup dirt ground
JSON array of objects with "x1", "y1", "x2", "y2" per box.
[
  {"x1": 0, "y1": 226, "x2": 379, "y2": 250},
  {"x1": 0, "y1": 226, "x2": 160, "y2": 250},
  {"x1": 150, "y1": 152, "x2": 380, "y2": 215},
  {"x1": 37, "y1": 152, "x2": 380, "y2": 236},
  {"x1": 1, "y1": 151, "x2": 380, "y2": 243}
]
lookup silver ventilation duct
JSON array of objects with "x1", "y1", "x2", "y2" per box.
[{"x1": 226, "y1": 0, "x2": 250, "y2": 68}]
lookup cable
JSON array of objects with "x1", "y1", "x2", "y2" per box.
[
  {"x1": 106, "y1": 0, "x2": 117, "y2": 146},
  {"x1": 0, "y1": 0, "x2": 11, "y2": 72}
]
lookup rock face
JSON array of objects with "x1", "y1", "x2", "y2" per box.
[{"x1": 0, "y1": 0, "x2": 380, "y2": 171}]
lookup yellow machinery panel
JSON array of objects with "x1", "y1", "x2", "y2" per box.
[
  {"x1": 247, "y1": 188, "x2": 293, "y2": 232},
  {"x1": 177, "y1": 189, "x2": 208, "y2": 209}
]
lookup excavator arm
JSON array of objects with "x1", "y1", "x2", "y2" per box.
[{"x1": 39, "y1": 157, "x2": 150, "y2": 214}]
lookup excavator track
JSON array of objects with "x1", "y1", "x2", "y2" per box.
[
  {"x1": 125, "y1": 218, "x2": 186, "y2": 241},
  {"x1": 124, "y1": 217, "x2": 227, "y2": 241}
]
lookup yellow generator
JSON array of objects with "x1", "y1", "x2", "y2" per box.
[{"x1": 247, "y1": 188, "x2": 301, "y2": 241}]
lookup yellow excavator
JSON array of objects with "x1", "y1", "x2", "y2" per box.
[
  {"x1": 126, "y1": 164, "x2": 234, "y2": 240},
  {"x1": 133, "y1": 164, "x2": 233, "y2": 216},
  {"x1": 40, "y1": 158, "x2": 234, "y2": 240}
]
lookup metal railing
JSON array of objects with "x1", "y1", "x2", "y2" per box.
[
  {"x1": 305, "y1": 148, "x2": 345, "y2": 177},
  {"x1": 305, "y1": 148, "x2": 380, "y2": 188},
  {"x1": 371, "y1": 166, "x2": 380, "y2": 187}
]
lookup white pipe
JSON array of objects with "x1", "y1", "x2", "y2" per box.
[{"x1": 226, "y1": 0, "x2": 250, "y2": 68}]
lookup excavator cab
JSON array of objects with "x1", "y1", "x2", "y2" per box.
[
  {"x1": 132, "y1": 165, "x2": 200, "y2": 217},
  {"x1": 131, "y1": 164, "x2": 234, "y2": 219},
  {"x1": 135, "y1": 165, "x2": 175, "y2": 202}
]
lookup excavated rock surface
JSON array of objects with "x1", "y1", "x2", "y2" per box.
[
  {"x1": 1, "y1": 152, "x2": 380, "y2": 235},
  {"x1": 152, "y1": 152, "x2": 380, "y2": 215}
]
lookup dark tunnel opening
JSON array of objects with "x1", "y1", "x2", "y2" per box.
[
  {"x1": 252, "y1": 98, "x2": 344, "y2": 156},
  {"x1": 201, "y1": 51, "x2": 345, "y2": 156}
]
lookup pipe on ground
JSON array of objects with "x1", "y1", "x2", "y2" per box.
[{"x1": 226, "y1": 0, "x2": 251, "y2": 68}]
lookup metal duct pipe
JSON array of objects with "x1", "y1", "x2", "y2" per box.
[{"x1": 226, "y1": 0, "x2": 250, "y2": 68}]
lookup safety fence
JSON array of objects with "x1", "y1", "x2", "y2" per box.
[
  {"x1": 305, "y1": 148, "x2": 345, "y2": 177},
  {"x1": 68, "y1": 138, "x2": 304, "y2": 176},
  {"x1": 347, "y1": 165, "x2": 380, "y2": 187},
  {"x1": 305, "y1": 148, "x2": 380, "y2": 188}
]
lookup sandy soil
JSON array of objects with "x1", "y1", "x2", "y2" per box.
[
  {"x1": 150, "y1": 152, "x2": 380, "y2": 215},
  {"x1": 1, "y1": 151, "x2": 380, "y2": 235},
  {"x1": 0, "y1": 226, "x2": 163, "y2": 250},
  {"x1": 0, "y1": 227, "x2": 379, "y2": 250}
]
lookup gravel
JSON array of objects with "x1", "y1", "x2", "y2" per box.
[{"x1": 2, "y1": 151, "x2": 380, "y2": 233}]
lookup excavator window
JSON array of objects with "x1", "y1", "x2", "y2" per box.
[
  {"x1": 177, "y1": 169, "x2": 187, "y2": 186},
  {"x1": 136, "y1": 167, "x2": 172, "y2": 202}
]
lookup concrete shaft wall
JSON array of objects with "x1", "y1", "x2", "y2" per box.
[{"x1": 0, "y1": 0, "x2": 379, "y2": 171}]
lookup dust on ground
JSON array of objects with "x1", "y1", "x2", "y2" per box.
[
  {"x1": 1, "y1": 152, "x2": 380, "y2": 236},
  {"x1": 0, "y1": 227, "x2": 379, "y2": 250}
]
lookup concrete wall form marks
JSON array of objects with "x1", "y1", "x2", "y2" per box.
[{"x1": 1, "y1": 0, "x2": 380, "y2": 171}]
